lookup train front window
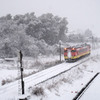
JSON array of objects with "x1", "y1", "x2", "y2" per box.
[
  {"x1": 64, "y1": 50, "x2": 67, "y2": 52},
  {"x1": 71, "y1": 50, "x2": 76, "y2": 52}
]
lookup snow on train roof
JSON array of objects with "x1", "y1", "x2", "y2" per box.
[{"x1": 66, "y1": 43, "x2": 90, "y2": 49}]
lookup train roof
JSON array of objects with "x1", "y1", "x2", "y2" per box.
[{"x1": 66, "y1": 43, "x2": 90, "y2": 49}]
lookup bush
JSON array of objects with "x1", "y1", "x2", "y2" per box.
[
  {"x1": 31, "y1": 87, "x2": 44, "y2": 96},
  {"x1": 1, "y1": 79, "x2": 6, "y2": 85},
  {"x1": 1, "y1": 78, "x2": 13, "y2": 85},
  {"x1": 33, "y1": 60, "x2": 43, "y2": 67}
]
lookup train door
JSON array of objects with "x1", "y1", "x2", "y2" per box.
[{"x1": 67, "y1": 49, "x2": 71, "y2": 58}]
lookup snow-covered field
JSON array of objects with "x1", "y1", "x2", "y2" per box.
[
  {"x1": 0, "y1": 55, "x2": 63, "y2": 87},
  {"x1": 0, "y1": 48, "x2": 100, "y2": 100},
  {"x1": 27, "y1": 55, "x2": 100, "y2": 100}
]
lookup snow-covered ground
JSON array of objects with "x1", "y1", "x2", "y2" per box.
[
  {"x1": 80, "y1": 74, "x2": 100, "y2": 100},
  {"x1": 0, "y1": 47, "x2": 100, "y2": 100},
  {"x1": 27, "y1": 54, "x2": 100, "y2": 100},
  {"x1": 0, "y1": 55, "x2": 63, "y2": 87}
]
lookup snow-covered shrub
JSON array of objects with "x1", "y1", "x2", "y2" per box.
[
  {"x1": 44, "y1": 60, "x2": 63, "y2": 69},
  {"x1": 47, "y1": 84, "x2": 56, "y2": 91},
  {"x1": 91, "y1": 57, "x2": 97, "y2": 62},
  {"x1": 61, "y1": 77, "x2": 67, "y2": 83},
  {"x1": 33, "y1": 60, "x2": 43, "y2": 67},
  {"x1": 23, "y1": 71, "x2": 38, "y2": 78},
  {"x1": 1, "y1": 78, "x2": 13, "y2": 85},
  {"x1": 47, "y1": 81, "x2": 59, "y2": 92},
  {"x1": 1, "y1": 79, "x2": 6, "y2": 85},
  {"x1": 66, "y1": 76, "x2": 73, "y2": 84},
  {"x1": 31, "y1": 87, "x2": 45, "y2": 96},
  {"x1": 82, "y1": 64, "x2": 87, "y2": 69}
]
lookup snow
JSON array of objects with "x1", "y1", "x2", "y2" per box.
[
  {"x1": 28, "y1": 65, "x2": 95, "y2": 100},
  {"x1": 80, "y1": 74, "x2": 100, "y2": 100},
  {"x1": 0, "y1": 55, "x2": 62, "y2": 86},
  {"x1": 0, "y1": 48, "x2": 100, "y2": 100}
]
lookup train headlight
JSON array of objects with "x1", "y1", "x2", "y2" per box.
[{"x1": 64, "y1": 48, "x2": 67, "y2": 50}]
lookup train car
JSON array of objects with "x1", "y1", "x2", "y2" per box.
[{"x1": 64, "y1": 44, "x2": 91, "y2": 62}]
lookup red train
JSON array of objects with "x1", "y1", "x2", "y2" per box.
[{"x1": 64, "y1": 44, "x2": 91, "y2": 61}]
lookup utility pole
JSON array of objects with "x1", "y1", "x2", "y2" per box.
[
  {"x1": 92, "y1": 36, "x2": 94, "y2": 49},
  {"x1": 18, "y1": 51, "x2": 27, "y2": 100},
  {"x1": 59, "y1": 40, "x2": 61, "y2": 62},
  {"x1": 19, "y1": 50, "x2": 24, "y2": 95}
]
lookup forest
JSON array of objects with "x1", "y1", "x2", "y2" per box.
[{"x1": 0, "y1": 12, "x2": 99, "y2": 58}]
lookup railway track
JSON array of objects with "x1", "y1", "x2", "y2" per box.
[
  {"x1": 25, "y1": 55, "x2": 93, "y2": 86},
  {"x1": 0, "y1": 55, "x2": 93, "y2": 99}
]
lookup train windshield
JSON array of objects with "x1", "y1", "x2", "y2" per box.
[
  {"x1": 71, "y1": 50, "x2": 76, "y2": 52},
  {"x1": 64, "y1": 50, "x2": 67, "y2": 52}
]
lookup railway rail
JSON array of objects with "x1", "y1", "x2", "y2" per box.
[{"x1": 73, "y1": 72, "x2": 100, "y2": 100}]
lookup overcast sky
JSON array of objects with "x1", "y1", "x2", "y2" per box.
[{"x1": 0, "y1": 0, "x2": 100, "y2": 36}]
